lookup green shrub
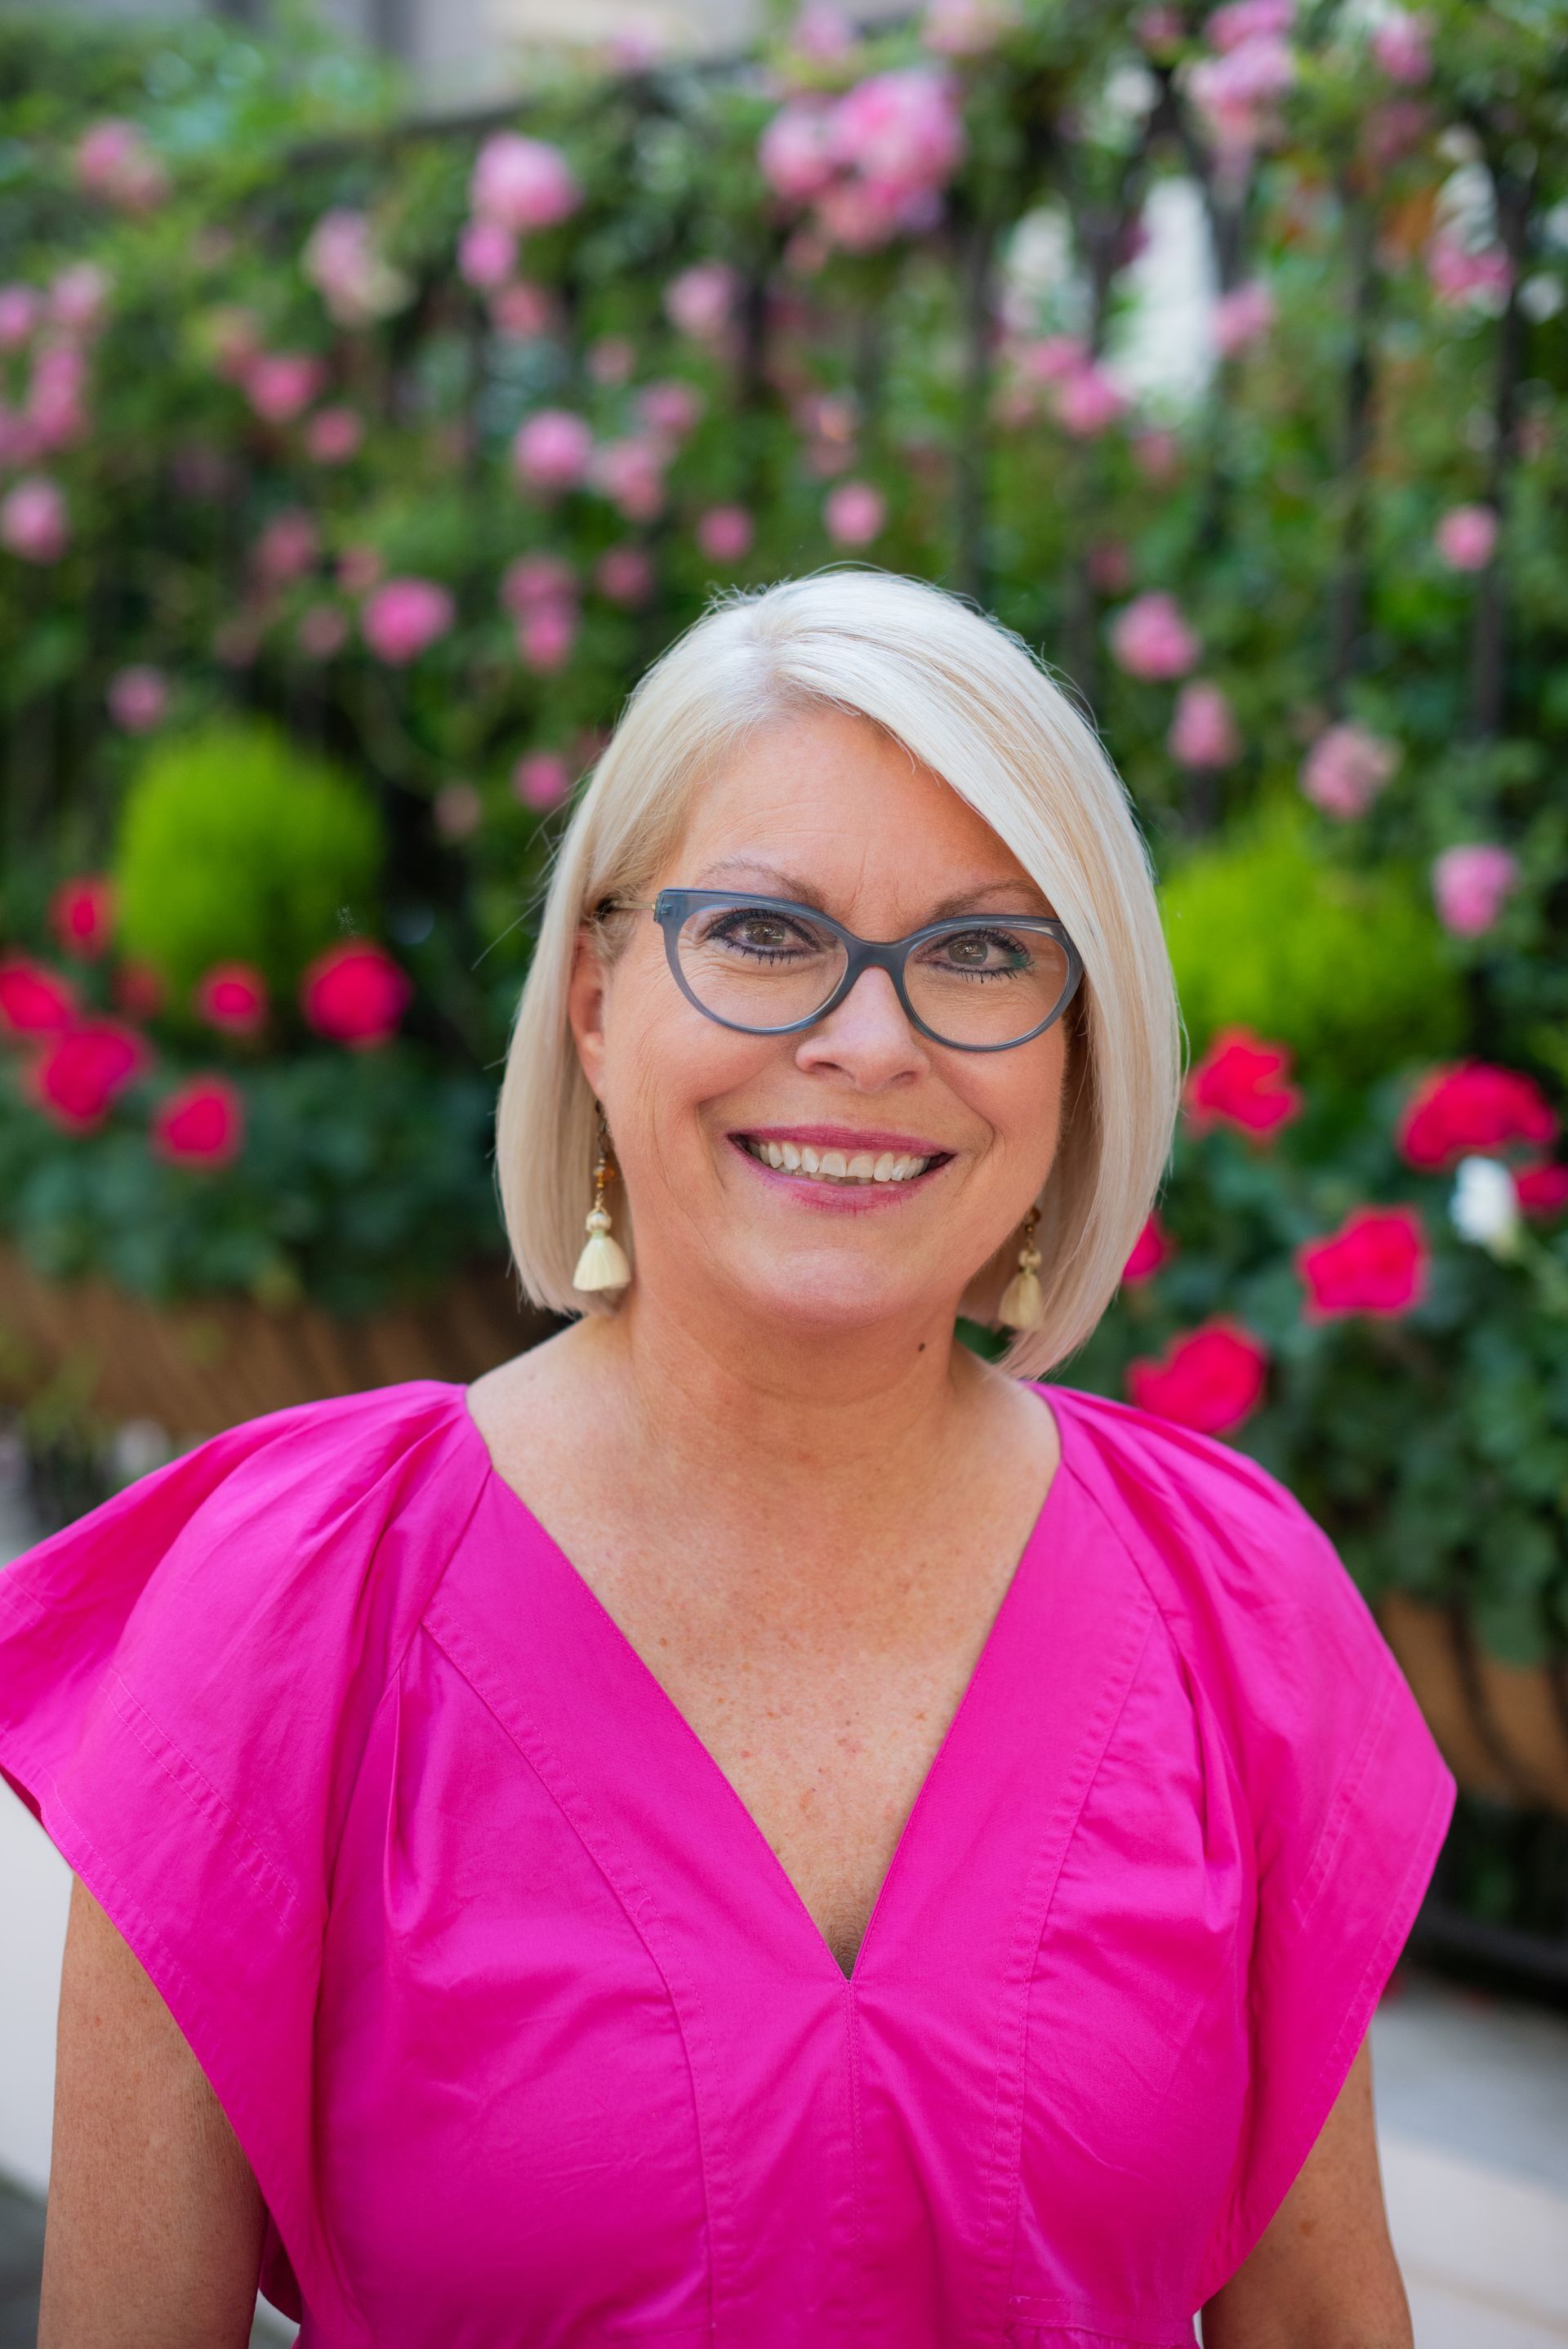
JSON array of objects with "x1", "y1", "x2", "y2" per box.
[
  {"x1": 1160, "y1": 803, "x2": 1465, "y2": 1087},
  {"x1": 114, "y1": 720, "x2": 385, "y2": 1024}
]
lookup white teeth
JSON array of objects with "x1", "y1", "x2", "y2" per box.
[{"x1": 743, "y1": 1138, "x2": 938, "y2": 1186}]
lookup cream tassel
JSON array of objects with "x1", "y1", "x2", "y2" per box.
[
  {"x1": 996, "y1": 1207, "x2": 1043, "y2": 1331},
  {"x1": 572, "y1": 1206, "x2": 630, "y2": 1292}
]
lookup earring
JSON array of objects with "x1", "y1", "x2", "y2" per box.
[
  {"x1": 572, "y1": 1105, "x2": 632, "y2": 1295},
  {"x1": 996, "y1": 1205, "x2": 1043, "y2": 1331}
]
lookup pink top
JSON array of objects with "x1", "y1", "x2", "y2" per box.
[{"x1": 0, "y1": 1376, "x2": 1454, "y2": 2348}]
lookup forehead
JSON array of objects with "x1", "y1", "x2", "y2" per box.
[{"x1": 666, "y1": 705, "x2": 1044, "y2": 907}]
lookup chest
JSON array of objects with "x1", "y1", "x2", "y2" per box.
[{"x1": 310, "y1": 1496, "x2": 1254, "y2": 2349}]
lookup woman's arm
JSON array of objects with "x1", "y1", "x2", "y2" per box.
[
  {"x1": 39, "y1": 1874, "x2": 265, "y2": 2349},
  {"x1": 1201, "y1": 2034, "x2": 1410, "y2": 2349}
]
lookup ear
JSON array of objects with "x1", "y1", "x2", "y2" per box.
[{"x1": 567, "y1": 922, "x2": 610, "y2": 1097}]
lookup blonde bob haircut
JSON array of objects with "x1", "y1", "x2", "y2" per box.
[{"x1": 497, "y1": 565, "x2": 1181, "y2": 1379}]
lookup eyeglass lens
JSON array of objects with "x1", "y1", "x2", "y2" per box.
[{"x1": 674, "y1": 901, "x2": 1071, "y2": 1048}]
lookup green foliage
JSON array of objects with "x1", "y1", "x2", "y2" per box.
[
  {"x1": 1161, "y1": 805, "x2": 1466, "y2": 1088},
  {"x1": 114, "y1": 720, "x2": 385, "y2": 1021}
]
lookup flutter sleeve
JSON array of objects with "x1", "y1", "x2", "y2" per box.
[
  {"x1": 0, "y1": 1378, "x2": 481, "y2": 2323},
  {"x1": 1175, "y1": 1433, "x2": 1459, "y2": 2304}
]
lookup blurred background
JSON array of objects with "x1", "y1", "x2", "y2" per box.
[{"x1": 1, "y1": 0, "x2": 1566, "y2": 2340}]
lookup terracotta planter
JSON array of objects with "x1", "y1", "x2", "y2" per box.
[
  {"x1": 1378, "y1": 1589, "x2": 1568, "y2": 1820},
  {"x1": 0, "y1": 1241, "x2": 555, "y2": 1442}
]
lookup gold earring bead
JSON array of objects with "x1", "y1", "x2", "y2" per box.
[
  {"x1": 572, "y1": 1111, "x2": 632, "y2": 1294},
  {"x1": 996, "y1": 1205, "x2": 1043, "y2": 1331}
]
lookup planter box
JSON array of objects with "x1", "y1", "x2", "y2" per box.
[
  {"x1": 0, "y1": 1241, "x2": 555, "y2": 1442},
  {"x1": 1379, "y1": 1590, "x2": 1568, "y2": 1821}
]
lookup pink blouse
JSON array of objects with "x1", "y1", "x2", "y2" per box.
[{"x1": 0, "y1": 1375, "x2": 1454, "y2": 2347}]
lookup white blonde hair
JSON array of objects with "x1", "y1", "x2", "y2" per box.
[{"x1": 495, "y1": 565, "x2": 1180, "y2": 1377}]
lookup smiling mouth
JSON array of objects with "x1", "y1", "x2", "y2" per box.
[{"x1": 734, "y1": 1135, "x2": 952, "y2": 1187}]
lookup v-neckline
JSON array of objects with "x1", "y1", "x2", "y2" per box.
[{"x1": 444, "y1": 1378, "x2": 1076, "y2": 1989}]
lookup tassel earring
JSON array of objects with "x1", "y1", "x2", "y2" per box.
[
  {"x1": 996, "y1": 1205, "x2": 1043, "y2": 1332},
  {"x1": 572, "y1": 1106, "x2": 632, "y2": 1295}
]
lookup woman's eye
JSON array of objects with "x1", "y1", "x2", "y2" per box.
[{"x1": 929, "y1": 928, "x2": 1031, "y2": 973}]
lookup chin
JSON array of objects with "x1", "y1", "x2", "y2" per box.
[{"x1": 721, "y1": 1249, "x2": 939, "y2": 1335}]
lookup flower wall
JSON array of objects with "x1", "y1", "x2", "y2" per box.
[{"x1": 0, "y1": 1, "x2": 1566, "y2": 1657}]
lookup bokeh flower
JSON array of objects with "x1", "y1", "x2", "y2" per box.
[
  {"x1": 1, "y1": 475, "x2": 69, "y2": 563},
  {"x1": 299, "y1": 941, "x2": 413, "y2": 1049},
  {"x1": 1434, "y1": 504, "x2": 1498, "y2": 571},
  {"x1": 595, "y1": 544, "x2": 654, "y2": 606},
  {"x1": 48, "y1": 875, "x2": 114, "y2": 960},
  {"x1": 1432, "y1": 844, "x2": 1518, "y2": 937},
  {"x1": 1185, "y1": 1027, "x2": 1302, "y2": 1137},
  {"x1": 1372, "y1": 8, "x2": 1432, "y2": 82},
  {"x1": 1298, "y1": 720, "x2": 1400, "y2": 819},
  {"x1": 1297, "y1": 1206, "x2": 1428, "y2": 1319},
  {"x1": 24, "y1": 1020, "x2": 150, "y2": 1130},
  {"x1": 511, "y1": 752, "x2": 572, "y2": 810},
  {"x1": 152, "y1": 1076, "x2": 245, "y2": 1168},
  {"x1": 697, "y1": 505, "x2": 755, "y2": 563},
  {"x1": 244, "y1": 352, "x2": 327, "y2": 426},
  {"x1": 0, "y1": 954, "x2": 77, "y2": 1039},
  {"x1": 361, "y1": 577, "x2": 454, "y2": 665},
  {"x1": 106, "y1": 665, "x2": 169, "y2": 733},
  {"x1": 1397, "y1": 1063, "x2": 1557, "y2": 1170},
  {"x1": 304, "y1": 406, "x2": 363, "y2": 464},
  {"x1": 1168, "y1": 681, "x2": 1241, "y2": 769},
  {"x1": 1122, "y1": 1212, "x2": 1174, "y2": 1285},
  {"x1": 664, "y1": 262, "x2": 740, "y2": 341},
  {"x1": 195, "y1": 962, "x2": 270, "y2": 1036},
  {"x1": 824, "y1": 481, "x2": 886, "y2": 545},
  {"x1": 513, "y1": 409, "x2": 595, "y2": 494},
  {"x1": 469, "y1": 134, "x2": 581, "y2": 233},
  {"x1": 1127, "y1": 1322, "x2": 1268, "y2": 1434},
  {"x1": 1108, "y1": 591, "x2": 1200, "y2": 681}
]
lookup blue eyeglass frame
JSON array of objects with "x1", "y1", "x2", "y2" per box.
[{"x1": 596, "y1": 887, "x2": 1085, "y2": 1054}]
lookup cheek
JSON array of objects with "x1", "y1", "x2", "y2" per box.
[{"x1": 954, "y1": 1032, "x2": 1067, "y2": 1164}]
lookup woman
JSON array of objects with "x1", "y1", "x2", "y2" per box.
[{"x1": 1, "y1": 568, "x2": 1453, "y2": 2349}]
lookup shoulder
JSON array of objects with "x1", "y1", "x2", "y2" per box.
[{"x1": 1043, "y1": 1384, "x2": 1429, "y2": 1863}]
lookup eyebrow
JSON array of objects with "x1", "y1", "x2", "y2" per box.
[{"x1": 689, "y1": 856, "x2": 1053, "y2": 921}]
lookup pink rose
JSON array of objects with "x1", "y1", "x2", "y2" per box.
[
  {"x1": 1185, "y1": 1027, "x2": 1302, "y2": 1138},
  {"x1": 513, "y1": 409, "x2": 594, "y2": 494},
  {"x1": 1372, "y1": 8, "x2": 1432, "y2": 83},
  {"x1": 244, "y1": 352, "x2": 326, "y2": 426},
  {"x1": 697, "y1": 505, "x2": 755, "y2": 563},
  {"x1": 1108, "y1": 591, "x2": 1200, "y2": 680},
  {"x1": 152, "y1": 1076, "x2": 245, "y2": 1168},
  {"x1": 1187, "y1": 33, "x2": 1295, "y2": 157},
  {"x1": 26, "y1": 342, "x2": 88, "y2": 451},
  {"x1": 48, "y1": 875, "x2": 115, "y2": 961},
  {"x1": 74, "y1": 119, "x2": 168, "y2": 212},
  {"x1": 1297, "y1": 1206, "x2": 1428, "y2": 1321},
  {"x1": 501, "y1": 554, "x2": 578, "y2": 615},
  {"x1": 516, "y1": 602, "x2": 579, "y2": 672},
  {"x1": 759, "y1": 100, "x2": 840, "y2": 203},
  {"x1": 1299, "y1": 720, "x2": 1401, "y2": 819},
  {"x1": 1127, "y1": 1321, "x2": 1268, "y2": 1435},
  {"x1": 1054, "y1": 363, "x2": 1127, "y2": 438},
  {"x1": 827, "y1": 67, "x2": 966, "y2": 190},
  {"x1": 252, "y1": 507, "x2": 319, "y2": 585},
  {"x1": 635, "y1": 380, "x2": 706, "y2": 446},
  {"x1": 1434, "y1": 503, "x2": 1498, "y2": 571},
  {"x1": 302, "y1": 208, "x2": 409, "y2": 329},
  {"x1": 360, "y1": 577, "x2": 455, "y2": 666},
  {"x1": 48, "y1": 262, "x2": 111, "y2": 333},
  {"x1": 595, "y1": 543, "x2": 654, "y2": 606},
  {"x1": 1121, "y1": 1211, "x2": 1174, "y2": 1285},
  {"x1": 489, "y1": 282, "x2": 555, "y2": 341},
  {"x1": 1426, "y1": 234, "x2": 1512, "y2": 310},
  {"x1": 458, "y1": 218, "x2": 517, "y2": 291},
  {"x1": 511, "y1": 752, "x2": 572, "y2": 811},
  {"x1": 824, "y1": 480, "x2": 886, "y2": 545},
  {"x1": 469, "y1": 134, "x2": 581, "y2": 232},
  {"x1": 1432, "y1": 844, "x2": 1519, "y2": 938},
  {"x1": 106, "y1": 665, "x2": 169, "y2": 733},
  {"x1": 1, "y1": 475, "x2": 69, "y2": 563},
  {"x1": 297, "y1": 604, "x2": 350, "y2": 660},
  {"x1": 194, "y1": 962, "x2": 270, "y2": 1035},
  {"x1": 921, "y1": 0, "x2": 1019, "y2": 56},
  {"x1": 587, "y1": 336, "x2": 637, "y2": 385},
  {"x1": 0, "y1": 284, "x2": 39, "y2": 349},
  {"x1": 304, "y1": 406, "x2": 364, "y2": 465},
  {"x1": 590, "y1": 437, "x2": 668, "y2": 523},
  {"x1": 1214, "y1": 279, "x2": 1276, "y2": 357},
  {"x1": 664, "y1": 262, "x2": 741, "y2": 341},
  {"x1": 1167, "y1": 680, "x2": 1241, "y2": 769},
  {"x1": 1205, "y1": 0, "x2": 1294, "y2": 51},
  {"x1": 299, "y1": 941, "x2": 413, "y2": 1049},
  {"x1": 1131, "y1": 427, "x2": 1182, "y2": 484}
]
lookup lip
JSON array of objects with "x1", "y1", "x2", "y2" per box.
[
  {"x1": 729, "y1": 1123, "x2": 953, "y2": 1157},
  {"x1": 724, "y1": 1131, "x2": 951, "y2": 1211}
]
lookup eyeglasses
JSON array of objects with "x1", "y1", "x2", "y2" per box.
[{"x1": 596, "y1": 888, "x2": 1084, "y2": 1053}]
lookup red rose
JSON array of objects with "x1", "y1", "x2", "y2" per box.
[
  {"x1": 1297, "y1": 1206, "x2": 1428, "y2": 1319},
  {"x1": 1185, "y1": 1027, "x2": 1303, "y2": 1139},
  {"x1": 1122, "y1": 1211, "x2": 1174, "y2": 1285},
  {"x1": 1127, "y1": 1320, "x2": 1268, "y2": 1435},
  {"x1": 299, "y1": 940, "x2": 412, "y2": 1048},
  {"x1": 151, "y1": 1074, "x2": 244, "y2": 1167},
  {"x1": 1397, "y1": 1062, "x2": 1557, "y2": 1170},
  {"x1": 0, "y1": 952, "x2": 78, "y2": 1039},
  {"x1": 47, "y1": 873, "x2": 115, "y2": 961},
  {"x1": 25, "y1": 1018, "x2": 150, "y2": 1130},
  {"x1": 194, "y1": 961, "x2": 270, "y2": 1036},
  {"x1": 1515, "y1": 1161, "x2": 1568, "y2": 1219}
]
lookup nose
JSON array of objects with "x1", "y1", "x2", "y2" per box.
[{"x1": 792, "y1": 963, "x2": 929, "y2": 1090}]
